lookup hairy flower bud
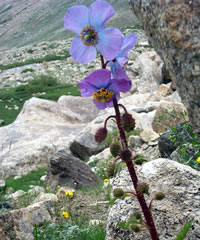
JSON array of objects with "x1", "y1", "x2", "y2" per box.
[
  {"x1": 110, "y1": 142, "x2": 121, "y2": 157},
  {"x1": 155, "y1": 192, "x2": 165, "y2": 200},
  {"x1": 130, "y1": 224, "x2": 140, "y2": 233},
  {"x1": 113, "y1": 188, "x2": 124, "y2": 198},
  {"x1": 120, "y1": 149, "x2": 132, "y2": 162},
  {"x1": 134, "y1": 211, "x2": 142, "y2": 220},
  {"x1": 121, "y1": 113, "x2": 136, "y2": 132},
  {"x1": 94, "y1": 127, "x2": 107, "y2": 144},
  {"x1": 106, "y1": 162, "x2": 116, "y2": 178},
  {"x1": 137, "y1": 182, "x2": 149, "y2": 195}
]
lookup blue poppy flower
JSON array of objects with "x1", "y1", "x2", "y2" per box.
[
  {"x1": 64, "y1": 0, "x2": 123, "y2": 64},
  {"x1": 109, "y1": 33, "x2": 138, "y2": 78},
  {"x1": 78, "y1": 69, "x2": 131, "y2": 109}
]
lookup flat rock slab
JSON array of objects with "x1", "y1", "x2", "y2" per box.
[{"x1": 46, "y1": 150, "x2": 99, "y2": 190}]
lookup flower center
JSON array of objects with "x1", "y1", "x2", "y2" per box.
[
  {"x1": 93, "y1": 88, "x2": 114, "y2": 102},
  {"x1": 80, "y1": 25, "x2": 99, "y2": 46}
]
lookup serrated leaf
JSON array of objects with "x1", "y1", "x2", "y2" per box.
[
  {"x1": 174, "y1": 219, "x2": 193, "y2": 240},
  {"x1": 109, "y1": 197, "x2": 117, "y2": 205},
  {"x1": 119, "y1": 221, "x2": 129, "y2": 230}
]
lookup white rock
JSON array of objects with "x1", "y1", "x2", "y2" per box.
[
  {"x1": 33, "y1": 192, "x2": 58, "y2": 203},
  {"x1": 0, "y1": 180, "x2": 5, "y2": 188},
  {"x1": 140, "y1": 128, "x2": 160, "y2": 143}
]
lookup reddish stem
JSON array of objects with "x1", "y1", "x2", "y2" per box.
[{"x1": 112, "y1": 97, "x2": 160, "y2": 240}]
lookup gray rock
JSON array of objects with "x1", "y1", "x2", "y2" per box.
[
  {"x1": 46, "y1": 150, "x2": 99, "y2": 190},
  {"x1": 128, "y1": 135, "x2": 143, "y2": 149},
  {"x1": 0, "y1": 97, "x2": 98, "y2": 179},
  {"x1": 132, "y1": 51, "x2": 163, "y2": 93},
  {"x1": 129, "y1": 0, "x2": 200, "y2": 135},
  {"x1": 33, "y1": 192, "x2": 58, "y2": 203},
  {"x1": 152, "y1": 101, "x2": 189, "y2": 133},
  {"x1": 106, "y1": 159, "x2": 200, "y2": 240},
  {"x1": 70, "y1": 125, "x2": 104, "y2": 160},
  {"x1": 0, "y1": 180, "x2": 5, "y2": 188},
  {"x1": 140, "y1": 128, "x2": 159, "y2": 143},
  {"x1": 0, "y1": 200, "x2": 55, "y2": 240}
]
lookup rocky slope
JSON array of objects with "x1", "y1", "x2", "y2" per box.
[{"x1": 0, "y1": 0, "x2": 138, "y2": 50}]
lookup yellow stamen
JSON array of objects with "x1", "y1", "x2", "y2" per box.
[{"x1": 93, "y1": 88, "x2": 114, "y2": 102}]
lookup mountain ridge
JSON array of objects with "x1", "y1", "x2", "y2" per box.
[{"x1": 0, "y1": 0, "x2": 138, "y2": 51}]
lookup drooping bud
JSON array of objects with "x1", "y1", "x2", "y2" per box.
[
  {"x1": 120, "y1": 149, "x2": 132, "y2": 162},
  {"x1": 94, "y1": 127, "x2": 107, "y2": 144},
  {"x1": 106, "y1": 162, "x2": 116, "y2": 178},
  {"x1": 137, "y1": 182, "x2": 149, "y2": 195},
  {"x1": 110, "y1": 142, "x2": 121, "y2": 157},
  {"x1": 130, "y1": 224, "x2": 140, "y2": 233},
  {"x1": 113, "y1": 188, "x2": 124, "y2": 198},
  {"x1": 121, "y1": 113, "x2": 136, "y2": 132},
  {"x1": 134, "y1": 211, "x2": 142, "y2": 220},
  {"x1": 155, "y1": 192, "x2": 165, "y2": 200}
]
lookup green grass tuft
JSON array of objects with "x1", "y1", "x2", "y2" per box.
[
  {"x1": 0, "y1": 75, "x2": 80, "y2": 126},
  {"x1": 5, "y1": 168, "x2": 47, "y2": 192}
]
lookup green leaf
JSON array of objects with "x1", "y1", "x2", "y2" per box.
[
  {"x1": 119, "y1": 221, "x2": 129, "y2": 230},
  {"x1": 174, "y1": 219, "x2": 193, "y2": 240},
  {"x1": 109, "y1": 197, "x2": 117, "y2": 205}
]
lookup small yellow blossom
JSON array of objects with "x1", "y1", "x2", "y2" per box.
[
  {"x1": 62, "y1": 211, "x2": 69, "y2": 219},
  {"x1": 68, "y1": 192, "x2": 74, "y2": 197},
  {"x1": 197, "y1": 157, "x2": 200, "y2": 164},
  {"x1": 57, "y1": 185, "x2": 60, "y2": 189},
  {"x1": 65, "y1": 191, "x2": 74, "y2": 198},
  {"x1": 74, "y1": 182, "x2": 77, "y2": 185},
  {"x1": 104, "y1": 179, "x2": 109, "y2": 183}
]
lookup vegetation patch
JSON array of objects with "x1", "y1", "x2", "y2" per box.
[
  {"x1": 0, "y1": 75, "x2": 80, "y2": 126},
  {"x1": 0, "y1": 51, "x2": 70, "y2": 70},
  {"x1": 5, "y1": 168, "x2": 46, "y2": 192},
  {"x1": 21, "y1": 68, "x2": 35, "y2": 73}
]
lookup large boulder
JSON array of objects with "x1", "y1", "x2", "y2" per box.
[
  {"x1": 152, "y1": 101, "x2": 188, "y2": 133},
  {"x1": 45, "y1": 150, "x2": 99, "y2": 190},
  {"x1": 129, "y1": 0, "x2": 200, "y2": 135},
  {"x1": 0, "y1": 200, "x2": 55, "y2": 240},
  {"x1": 106, "y1": 159, "x2": 200, "y2": 240},
  {"x1": 132, "y1": 51, "x2": 163, "y2": 93},
  {"x1": 0, "y1": 96, "x2": 99, "y2": 179}
]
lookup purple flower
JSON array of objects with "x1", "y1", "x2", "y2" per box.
[
  {"x1": 64, "y1": 0, "x2": 123, "y2": 64},
  {"x1": 109, "y1": 33, "x2": 138, "y2": 78},
  {"x1": 78, "y1": 69, "x2": 131, "y2": 109}
]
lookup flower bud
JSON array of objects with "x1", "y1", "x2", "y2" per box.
[
  {"x1": 106, "y1": 163, "x2": 115, "y2": 178},
  {"x1": 94, "y1": 127, "x2": 107, "y2": 144},
  {"x1": 137, "y1": 182, "x2": 149, "y2": 195},
  {"x1": 110, "y1": 142, "x2": 121, "y2": 157},
  {"x1": 121, "y1": 113, "x2": 136, "y2": 132},
  {"x1": 120, "y1": 149, "x2": 132, "y2": 162},
  {"x1": 155, "y1": 192, "x2": 165, "y2": 200},
  {"x1": 130, "y1": 224, "x2": 140, "y2": 233},
  {"x1": 134, "y1": 211, "x2": 142, "y2": 220},
  {"x1": 113, "y1": 188, "x2": 124, "y2": 198}
]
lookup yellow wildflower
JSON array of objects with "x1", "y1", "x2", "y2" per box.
[
  {"x1": 65, "y1": 191, "x2": 74, "y2": 198},
  {"x1": 57, "y1": 185, "x2": 60, "y2": 189},
  {"x1": 68, "y1": 192, "x2": 74, "y2": 197},
  {"x1": 104, "y1": 179, "x2": 109, "y2": 183},
  {"x1": 197, "y1": 157, "x2": 200, "y2": 164},
  {"x1": 62, "y1": 211, "x2": 69, "y2": 219}
]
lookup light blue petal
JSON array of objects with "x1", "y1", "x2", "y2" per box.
[
  {"x1": 118, "y1": 33, "x2": 138, "y2": 57},
  {"x1": 97, "y1": 27, "x2": 123, "y2": 61},
  {"x1": 64, "y1": 6, "x2": 89, "y2": 35},
  {"x1": 70, "y1": 36, "x2": 96, "y2": 64},
  {"x1": 89, "y1": 0, "x2": 115, "y2": 30}
]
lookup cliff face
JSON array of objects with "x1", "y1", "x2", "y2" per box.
[
  {"x1": 129, "y1": 0, "x2": 200, "y2": 135},
  {"x1": 0, "y1": 0, "x2": 137, "y2": 50}
]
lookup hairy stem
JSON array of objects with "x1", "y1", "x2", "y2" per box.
[{"x1": 112, "y1": 97, "x2": 160, "y2": 240}]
